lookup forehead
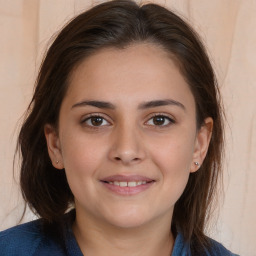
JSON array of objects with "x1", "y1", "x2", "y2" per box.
[{"x1": 64, "y1": 43, "x2": 195, "y2": 110}]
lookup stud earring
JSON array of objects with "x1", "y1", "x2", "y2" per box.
[
  {"x1": 194, "y1": 162, "x2": 200, "y2": 167},
  {"x1": 56, "y1": 160, "x2": 59, "y2": 164}
]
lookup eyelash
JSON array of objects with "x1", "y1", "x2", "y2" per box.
[
  {"x1": 81, "y1": 113, "x2": 175, "y2": 129},
  {"x1": 81, "y1": 114, "x2": 111, "y2": 128},
  {"x1": 145, "y1": 113, "x2": 175, "y2": 127}
]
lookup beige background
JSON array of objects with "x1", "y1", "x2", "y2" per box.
[{"x1": 0, "y1": 0, "x2": 255, "y2": 255}]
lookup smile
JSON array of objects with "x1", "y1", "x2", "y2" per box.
[
  {"x1": 100, "y1": 175, "x2": 155, "y2": 196},
  {"x1": 105, "y1": 181, "x2": 149, "y2": 187}
]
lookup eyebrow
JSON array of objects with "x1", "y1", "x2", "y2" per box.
[
  {"x1": 71, "y1": 99, "x2": 185, "y2": 111},
  {"x1": 138, "y1": 99, "x2": 185, "y2": 111},
  {"x1": 71, "y1": 100, "x2": 115, "y2": 109}
]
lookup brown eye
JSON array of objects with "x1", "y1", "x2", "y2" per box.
[
  {"x1": 146, "y1": 115, "x2": 174, "y2": 126},
  {"x1": 91, "y1": 117, "x2": 103, "y2": 126},
  {"x1": 83, "y1": 116, "x2": 109, "y2": 127},
  {"x1": 153, "y1": 116, "x2": 166, "y2": 125}
]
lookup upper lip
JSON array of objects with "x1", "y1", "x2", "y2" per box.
[{"x1": 100, "y1": 175, "x2": 155, "y2": 182}]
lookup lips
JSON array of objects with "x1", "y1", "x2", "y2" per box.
[
  {"x1": 101, "y1": 175, "x2": 154, "y2": 183},
  {"x1": 100, "y1": 175, "x2": 155, "y2": 195},
  {"x1": 106, "y1": 181, "x2": 148, "y2": 187},
  {"x1": 101, "y1": 175, "x2": 154, "y2": 187}
]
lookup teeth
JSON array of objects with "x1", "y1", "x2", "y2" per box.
[
  {"x1": 107, "y1": 181, "x2": 149, "y2": 187},
  {"x1": 119, "y1": 181, "x2": 127, "y2": 187},
  {"x1": 128, "y1": 181, "x2": 136, "y2": 187}
]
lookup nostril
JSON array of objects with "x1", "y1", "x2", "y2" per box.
[{"x1": 114, "y1": 156, "x2": 140, "y2": 162}]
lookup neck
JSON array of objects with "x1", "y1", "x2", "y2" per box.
[{"x1": 73, "y1": 210, "x2": 175, "y2": 256}]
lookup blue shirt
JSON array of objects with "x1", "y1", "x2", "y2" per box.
[{"x1": 0, "y1": 215, "x2": 239, "y2": 256}]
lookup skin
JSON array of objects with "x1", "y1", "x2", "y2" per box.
[{"x1": 45, "y1": 43, "x2": 213, "y2": 256}]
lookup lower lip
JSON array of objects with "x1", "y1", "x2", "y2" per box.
[{"x1": 101, "y1": 181, "x2": 155, "y2": 196}]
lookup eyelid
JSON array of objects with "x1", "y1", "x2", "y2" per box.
[
  {"x1": 144, "y1": 113, "x2": 176, "y2": 126},
  {"x1": 80, "y1": 112, "x2": 176, "y2": 128},
  {"x1": 80, "y1": 113, "x2": 112, "y2": 126}
]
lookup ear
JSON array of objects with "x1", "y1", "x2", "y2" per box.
[
  {"x1": 44, "y1": 124, "x2": 64, "y2": 169},
  {"x1": 190, "y1": 117, "x2": 213, "y2": 173}
]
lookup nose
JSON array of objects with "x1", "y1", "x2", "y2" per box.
[{"x1": 108, "y1": 124, "x2": 146, "y2": 165}]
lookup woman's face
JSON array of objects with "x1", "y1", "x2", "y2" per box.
[{"x1": 45, "y1": 43, "x2": 212, "y2": 229}]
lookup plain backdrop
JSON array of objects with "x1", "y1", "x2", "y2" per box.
[{"x1": 0, "y1": 1, "x2": 255, "y2": 255}]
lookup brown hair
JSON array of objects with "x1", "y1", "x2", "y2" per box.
[{"x1": 17, "y1": 0, "x2": 224, "y2": 253}]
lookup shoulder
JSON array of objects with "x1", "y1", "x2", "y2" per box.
[
  {"x1": 0, "y1": 220, "x2": 42, "y2": 255},
  {"x1": 172, "y1": 232, "x2": 239, "y2": 256},
  {"x1": 207, "y1": 238, "x2": 240, "y2": 256},
  {"x1": 0, "y1": 219, "x2": 65, "y2": 256}
]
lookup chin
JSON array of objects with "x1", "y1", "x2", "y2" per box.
[
  {"x1": 103, "y1": 207, "x2": 154, "y2": 229},
  {"x1": 109, "y1": 217, "x2": 149, "y2": 229}
]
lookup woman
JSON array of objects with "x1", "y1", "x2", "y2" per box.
[{"x1": 0, "y1": 0, "x2": 239, "y2": 255}]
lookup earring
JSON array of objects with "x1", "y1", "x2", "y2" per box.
[
  {"x1": 56, "y1": 160, "x2": 59, "y2": 164},
  {"x1": 194, "y1": 162, "x2": 200, "y2": 167}
]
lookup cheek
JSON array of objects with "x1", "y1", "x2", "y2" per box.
[
  {"x1": 59, "y1": 131, "x2": 107, "y2": 182},
  {"x1": 150, "y1": 132, "x2": 195, "y2": 174},
  {"x1": 149, "y1": 133, "x2": 195, "y2": 199},
  {"x1": 59, "y1": 133, "x2": 107, "y2": 206},
  {"x1": 156, "y1": 149, "x2": 191, "y2": 209}
]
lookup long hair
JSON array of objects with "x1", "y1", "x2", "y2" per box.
[{"x1": 17, "y1": 0, "x2": 224, "y2": 253}]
